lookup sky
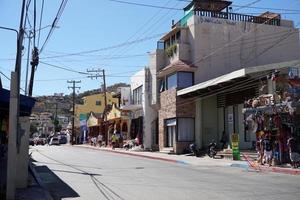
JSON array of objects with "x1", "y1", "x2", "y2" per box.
[{"x1": 0, "y1": 0, "x2": 300, "y2": 96}]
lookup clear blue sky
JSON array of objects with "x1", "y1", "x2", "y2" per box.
[{"x1": 0, "y1": 0, "x2": 300, "y2": 96}]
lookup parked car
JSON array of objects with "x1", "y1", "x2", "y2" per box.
[
  {"x1": 36, "y1": 137, "x2": 46, "y2": 145},
  {"x1": 49, "y1": 137, "x2": 60, "y2": 145},
  {"x1": 59, "y1": 136, "x2": 67, "y2": 144}
]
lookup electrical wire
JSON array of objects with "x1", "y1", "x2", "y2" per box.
[
  {"x1": 38, "y1": 32, "x2": 165, "y2": 59},
  {"x1": 108, "y1": 0, "x2": 182, "y2": 10},
  {"x1": 37, "y1": 0, "x2": 45, "y2": 47},
  {"x1": 39, "y1": 0, "x2": 68, "y2": 54}
]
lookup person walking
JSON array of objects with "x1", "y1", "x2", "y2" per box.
[
  {"x1": 220, "y1": 131, "x2": 228, "y2": 149},
  {"x1": 97, "y1": 134, "x2": 103, "y2": 147},
  {"x1": 287, "y1": 136, "x2": 300, "y2": 168},
  {"x1": 262, "y1": 134, "x2": 273, "y2": 166},
  {"x1": 111, "y1": 134, "x2": 117, "y2": 150}
]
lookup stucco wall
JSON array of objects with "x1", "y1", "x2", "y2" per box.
[
  {"x1": 131, "y1": 69, "x2": 157, "y2": 149},
  {"x1": 201, "y1": 96, "x2": 218, "y2": 148},
  {"x1": 186, "y1": 15, "x2": 300, "y2": 84},
  {"x1": 75, "y1": 93, "x2": 118, "y2": 118}
]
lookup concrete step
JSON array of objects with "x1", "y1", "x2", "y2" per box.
[{"x1": 160, "y1": 147, "x2": 174, "y2": 154}]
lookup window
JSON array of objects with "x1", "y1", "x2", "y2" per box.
[
  {"x1": 167, "y1": 73, "x2": 177, "y2": 89},
  {"x1": 133, "y1": 86, "x2": 143, "y2": 105},
  {"x1": 177, "y1": 118, "x2": 194, "y2": 142},
  {"x1": 177, "y1": 72, "x2": 193, "y2": 89},
  {"x1": 95, "y1": 100, "x2": 101, "y2": 106},
  {"x1": 159, "y1": 79, "x2": 165, "y2": 93},
  {"x1": 166, "y1": 72, "x2": 193, "y2": 90}
]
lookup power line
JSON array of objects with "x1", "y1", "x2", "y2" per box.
[
  {"x1": 105, "y1": 0, "x2": 174, "y2": 61},
  {"x1": 108, "y1": 0, "x2": 182, "y2": 10},
  {"x1": 176, "y1": 0, "x2": 300, "y2": 12},
  {"x1": 39, "y1": 0, "x2": 68, "y2": 54},
  {"x1": 37, "y1": 0, "x2": 45, "y2": 47},
  {"x1": 40, "y1": 61, "x2": 89, "y2": 75},
  {"x1": 38, "y1": 32, "x2": 165, "y2": 59}
]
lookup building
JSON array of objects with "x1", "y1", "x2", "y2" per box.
[
  {"x1": 75, "y1": 92, "x2": 118, "y2": 119},
  {"x1": 148, "y1": 0, "x2": 300, "y2": 153},
  {"x1": 0, "y1": 85, "x2": 35, "y2": 198},
  {"x1": 122, "y1": 69, "x2": 158, "y2": 150}
]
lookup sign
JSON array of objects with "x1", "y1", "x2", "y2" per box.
[
  {"x1": 228, "y1": 114, "x2": 233, "y2": 124},
  {"x1": 231, "y1": 133, "x2": 240, "y2": 160}
]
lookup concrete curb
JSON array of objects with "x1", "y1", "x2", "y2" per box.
[
  {"x1": 76, "y1": 145, "x2": 300, "y2": 176},
  {"x1": 75, "y1": 145, "x2": 189, "y2": 165},
  {"x1": 29, "y1": 163, "x2": 53, "y2": 200},
  {"x1": 230, "y1": 162, "x2": 300, "y2": 176}
]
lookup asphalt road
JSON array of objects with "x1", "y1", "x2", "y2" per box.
[{"x1": 30, "y1": 145, "x2": 300, "y2": 200}]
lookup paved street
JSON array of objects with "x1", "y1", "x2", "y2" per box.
[{"x1": 30, "y1": 145, "x2": 300, "y2": 200}]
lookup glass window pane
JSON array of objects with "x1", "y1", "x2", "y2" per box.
[
  {"x1": 167, "y1": 73, "x2": 177, "y2": 89},
  {"x1": 178, "y1": 72, "x2": 193, "y2": 89}
]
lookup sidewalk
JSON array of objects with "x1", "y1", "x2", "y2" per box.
[
  {"x1": 15, "y1": 163, "x2": 53, "y2": 200},
  {"x1": 77, "y1": 144, "x2": 300, "y2": 176}
]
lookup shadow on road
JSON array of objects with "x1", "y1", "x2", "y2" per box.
[{"x1": 33, "y1": 164, "x2": 79, "y2": 200}]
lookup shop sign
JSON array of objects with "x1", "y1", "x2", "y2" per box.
[
  {"x1": 288, "y1": 67, "x2": 300, "y2": 79},
  {"x1": 228, "y1": 114, "x2": 233, "y2": 124},
  {"x1": 231, "y1": 133, "x2": 240, "y2": 160}
]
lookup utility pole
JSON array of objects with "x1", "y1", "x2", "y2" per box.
[
  {"x1": 87, "y1": 69, "x2": 108, "y2": 145},
  {"x1": 87, "y1": 69, "x2": 107, "y2": 107},
  {"x1": 67, "y1": 80, "x2": 81, "y2": 145},
  {"x1": 28, "y1": 0, "x2": 39, "y2": 97},
  {"x1": 7, "y1": 0, "x2": 26, "y2": 199},
  {"x1": 28, "y1": 46, "x2": 39, "y2": 96}
]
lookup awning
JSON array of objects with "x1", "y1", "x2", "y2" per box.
[
  {"x1": 158, "y1": 60, "x2": 197, "y2": 78},
  {"x1": 0, "y1": 88, "x2": 36, "y2": 116},
  {"x1": 121, "y1": 104, "x2": 142, "y2": 111},
  {"x1": 177, "y1": 59, "x2": 300, "y2": 98}
]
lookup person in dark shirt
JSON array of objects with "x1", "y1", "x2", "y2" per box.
[
  {"x1": 262, "y1": 134, "x2": 273, "y2": 166},
  {"x1": 287, "y1": 136, "x2": 299, "y2": 168}
]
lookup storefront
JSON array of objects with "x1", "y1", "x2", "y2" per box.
[
  {"x1": 177, "y1": 60, "x2": 300, "y2": 152},
  {"x1": 106, "y1": 104, "x2": 131, "y2": 145},
  {"x1": 243, "y1": 66, "x2": 300, "y2": 164}
]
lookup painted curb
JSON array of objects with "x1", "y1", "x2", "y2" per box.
[
  {"x1": 75, "y1": 145, "x2": 189, "y2": 165},
  {"x1": 29, "y1": 163, "x2": 53, "y2": 200},
  {"x1": 230, "y1": 162, "x2": 300, "y2": 176}
]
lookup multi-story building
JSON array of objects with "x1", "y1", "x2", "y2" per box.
[
  {"x1": 75, "y1": 92, "x2": 118, "y2": 119},
  {"x1": 123, "y1": 69, "x2": 158, "y2": 150},
  {"x1": 149, "y1": 0, "x2": 300, "y2": 153}
]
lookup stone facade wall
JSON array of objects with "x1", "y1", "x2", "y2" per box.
[
  {"x1": 158, "y1": 89, "x2": 177, "y2": 150},
  {"x1": 158, "y1": 89, "x2": 196, "y2": 154}
]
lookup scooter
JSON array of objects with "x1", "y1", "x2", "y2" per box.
[
  {"x1": 189, "y1": 143, "x2": 199, "y2": 157},
  {"x1": 207, "y1": 141, "x2": 217, "y2": 158}
]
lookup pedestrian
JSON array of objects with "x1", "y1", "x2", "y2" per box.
[
  {"x1": 97, "y1": 134, "x2": 103, "y2": 147},
  {"x1": 262, "y1": 133, "x2": 273, "y2": 166},
  {"x1": 287, "y1": 136, "x2": 300, "y2": 168},
  {"x1": 111, "y1": 133, "x2": 117, "y2": 150},
  {"x1": 256, "y1": 135, "x2": 263, "y2": 165},
  {"x1": 220, "y1": 131, "x2": 228, "y2": 149}
]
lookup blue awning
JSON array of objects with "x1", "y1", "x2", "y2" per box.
[{"x1": 0, "y1": 88, "x2": 36, "y2": 116}]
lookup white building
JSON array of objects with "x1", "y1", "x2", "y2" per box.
[{"x1": 123, "y1": 68, "x2": 158, "y2": 150}]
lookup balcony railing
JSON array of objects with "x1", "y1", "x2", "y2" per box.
[
  {"x1": 194, "y1": 10, "x2": 281, "y2": 26},
  {"x1": 174, "y1": 10, "x2": 281, "y2": 27}
]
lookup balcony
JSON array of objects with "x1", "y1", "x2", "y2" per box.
[{"x1": 174, "y1": 10, "x2": 281, "y2": 28}]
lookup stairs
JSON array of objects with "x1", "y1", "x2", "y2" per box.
[{"x1": 160, "y1": 147, "x2": 175, "y2": 154}]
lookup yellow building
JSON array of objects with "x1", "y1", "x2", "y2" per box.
[{"x1": 75, "y1": 92, "x2": 118, "y2": 119}]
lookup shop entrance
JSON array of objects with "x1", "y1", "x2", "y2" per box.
[
  {"x1": 167, "y1": 125, "x2": 175, "y2": 147},
  {"x1": 166, "y1": 118, "x2": 176, "y2": 147}
]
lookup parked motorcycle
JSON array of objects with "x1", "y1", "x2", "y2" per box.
[
  {"x1": 207, "y1": 141, "x2": 217, "y2": 158},
  {"x1": 189, "y1": 143, "x2": 199, "y2": 157}
]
